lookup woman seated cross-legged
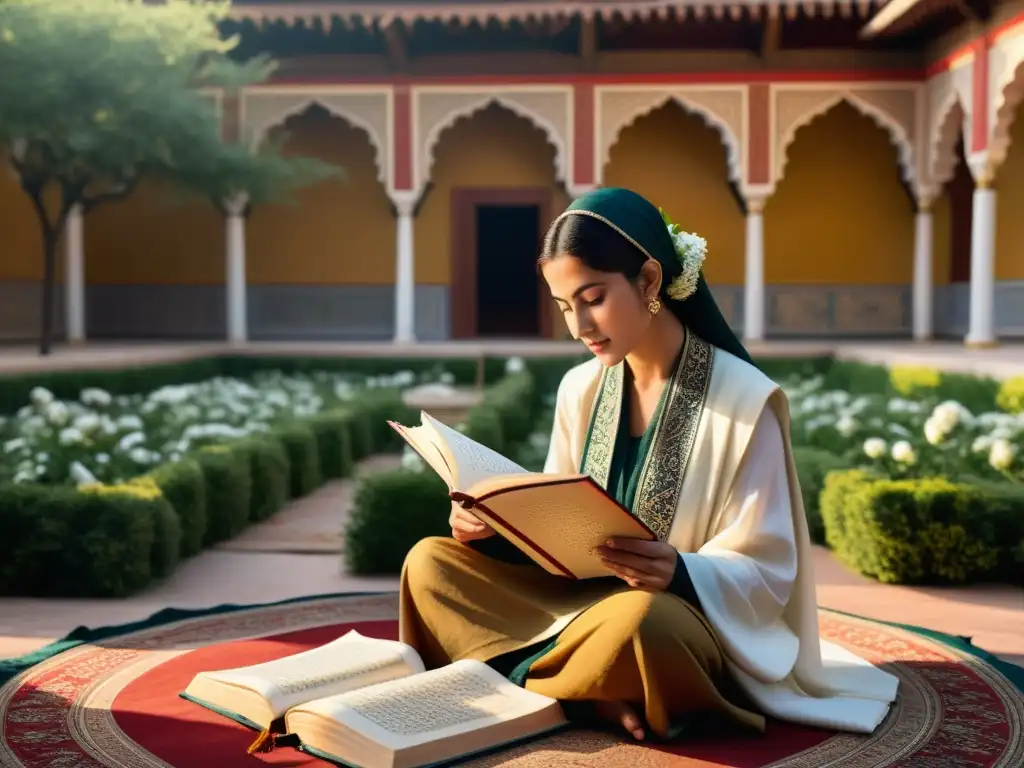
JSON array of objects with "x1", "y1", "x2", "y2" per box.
[{"x1": 398, "y1": 187, "x2": 899, "y2": 742}]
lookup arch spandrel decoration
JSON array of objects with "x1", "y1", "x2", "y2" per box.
[
  {"x1": 597, "y1": 87, "x2": 745, "y2": 185},
  {"x1": 241, "y1": 89, "x2": 392, "y2": 188},
  {"x1": 414, "y1": 88, "x2": 572, "y2": 196},
  {"x1": 773, "y1": 86, "x2": 919, "y2": 190},
  {"x1": 989, "y1": 31, "x2": 1024, "y2": 168},
  {"x1": 924, "y1": 64, "x2": 973, "y2": 191}
]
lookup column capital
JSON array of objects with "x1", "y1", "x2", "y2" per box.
[
  {"x1": 390, "y1": 190, "x2": 417, "y2": 217},
  {"x1": 225, "y1": 192, "x2": 249, "y2": 217}
]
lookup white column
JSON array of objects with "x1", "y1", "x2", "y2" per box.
[
  {"x1": 225, "y1": 194, "x2": 248, "y2": 344},
  {"x1": 911, "y1": 206, "x2": 934, "y2": 341},
  {"x1": 393, "y1": 193, "x2": 417, "y2": 344},
  {"x1": 966, "y1": 182, "x2": 997, "y2": 347},
  {"x1": 64, "y1": 205, "x2": 85, "y2": 343},
  {"x1": 743, "y1": 199, "x2": 766, "y2": 342}
]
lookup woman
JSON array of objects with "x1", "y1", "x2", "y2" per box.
[{"x1": 399, "y1": 187, "x2": 898, "y2": 742}]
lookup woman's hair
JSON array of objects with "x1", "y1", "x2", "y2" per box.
[
  {"x1": 539, "y1": 212, "x2": 647, "y2": 280},
  {"x1": 538, "y1": 212, "x2": 754, "y2": 365}
]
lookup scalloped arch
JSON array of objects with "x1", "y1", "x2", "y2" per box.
[
  {"x1": 776, "y1": 93, "x2": 917, "y2": 188},
  {"x1": 990, "y1": 56, "x2": 1024, "y2": 168},
  {"x1": 601, "y1": 93, "x2": 742, "y2": 184},
  {"x1": 419, "y1": 96, "x2": 567, "y2": 194},
  {"x1": 929, "y1": 93, "x2": 966, "y2": 192},
  {"x1": 247, "y1": 97, "x2": 388, "y2": 187}
]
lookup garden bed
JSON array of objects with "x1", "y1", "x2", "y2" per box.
[{"x1": 2, "y1": 353, "x2": 1022, "y2": 595}]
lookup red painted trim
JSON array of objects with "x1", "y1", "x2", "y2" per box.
[
  {"x1": 971, "y1": 36, "x2": 991, "y2": 152},
  {"x1": 258, "y1": 70, "x2": 926, "y2": 88},
  {"x1": 926, "y1": 11, "x2": 1024, "y2": 77},
  {"x1": 747, "y1": 83, "x2": 770, "y2": 186},
  {"x1": 392, "y1": 85, "x2": 413, "y2": 191},
  {"x1": 573, "y1": 84, "x2": 595, "y2": 186}
]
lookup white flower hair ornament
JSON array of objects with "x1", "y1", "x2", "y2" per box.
[{"x1": 659, "y1": 208, "x2": 706, "y2": 302}]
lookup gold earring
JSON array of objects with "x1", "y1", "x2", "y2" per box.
[{"x1": 647, "y1": 297, "x2": 661, "y2": 315}]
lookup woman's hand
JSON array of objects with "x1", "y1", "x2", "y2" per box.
[
  {"x1": 596, "y1": 538, "x2": 678, "y2": 591},
  {"x1": 449, "y1": 502, "x2": 496, "y2": 544}
]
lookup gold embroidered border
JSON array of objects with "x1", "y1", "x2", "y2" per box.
[
  {"x1": 633, "y1": 334, "x2": 714, "y2": 541},
  {"x1": 580, "y1": 360, "x2": 623, "y2": 490}
]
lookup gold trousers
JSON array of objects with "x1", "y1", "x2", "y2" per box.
[{"x1": 398, "y1": 537, "x2": 764, "y2": 737}]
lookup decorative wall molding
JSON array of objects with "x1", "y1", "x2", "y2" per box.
[
  {"x1": 595, "y1": 85, "x2": 746, "y2": 185},
  {"x1": 240, "y1": 86, "x2": 392, "y2": 189},
  {"x1": 771, "y1": 83, "x2": 920, "y2": 192},
  {"x1": 412, "y1": 86, "x2": 572, "y2": 195},
  {"x1": 923, "y1": 63, "x2": 973, "y2": 192},
  {"x1": 988, "y1": 27, "x2": 1024, "y2": 169}
]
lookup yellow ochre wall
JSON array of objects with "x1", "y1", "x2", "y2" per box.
[
  {"x1": 996, "y1": 102, "x2": 1024, "y2": 281},
  {"x1": 85, "y1": 183, "x2": 223, "y2": 284},
  {"x1": 247, "y1": 109, "x2": 394, "y2": 284},
  {"x1": 0, "y1": 166, "x2": 47, "y2": 280},
  {"x1": 765, "y1": 101, "x2": 915, "y2": 285},
  {"x1": 415, "y1": 103, "x2": 569, "y2": 286},
  {"x1": 604, "y1": 101, "x2": 745, "y2": 285}
]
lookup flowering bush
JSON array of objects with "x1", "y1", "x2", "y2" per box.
[
  {"x1": 0, "y1": 369, "x2": 454, "y2": 489},
  {"x1": 783, "y1": 375, "x2": 1024, "y2": 485}
]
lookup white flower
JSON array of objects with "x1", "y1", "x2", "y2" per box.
[
  {"x1": 972, "y1": 435, "x2": 994, "y2": 453},
  {"x1": 72, "y1": 413, "x2": 101, "y2": 434},
  {"x1": 45, "y1": 402, "x2": 70, "y2": 426},
  {"x1": 59, "y1": 427, "x2": 85, "y2": 446},
  {"x1": 30, "y1": 387, "x2": 54, "y2": 408},
  {"x1": 836, "y1": 415, "x2": 857, "y2": 437},
  {"x1": 505, "y1": 357, "x2": 525, "y2": 375},
  {"x1": 69, "y1": 461, "x2": 98, "y2": 486},
  {"x1": 129, "y1": 447, "x2": 157, "y2": 465},
  {"x1": 924, "y1": 416, "x2": 947, "y2": 446},
  {"x1": 989, "y1": 439, "x2": 1017, "y2": 472},
  {"x1": 95, "y1": 453, "x2": 110, "y2": 465},
  {"x1": 117, "y1": 431, "x2": 147, "y2": 451},
  {"x1": 863, "y1": 438, "x2": 887, "y2": 459},
  {"x1": 116, "y1": 414, "x2": 144, "y2": 431},
  {"x1": 891, "y1": 441, "x2": 916, "y2": 465},
  {"x1": 80, "y1": 388, "x2": 112, "y2": 408},
  {"x1": 3, "y1": 438, "x2": 25, "y2": 454}
]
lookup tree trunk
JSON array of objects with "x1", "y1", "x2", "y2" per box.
[{"x1": 39, "y1": 228, "x2": 57, "y2": 356}]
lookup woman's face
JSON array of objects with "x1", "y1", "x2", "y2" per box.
[{"x1": 541, "y1": 254, "x2": 653, "y2": 366}]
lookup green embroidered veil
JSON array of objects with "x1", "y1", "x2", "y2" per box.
[{"x1": 560, "y1": 187, "x2": 754, "y2": 366}]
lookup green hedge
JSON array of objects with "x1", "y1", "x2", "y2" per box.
[
  {"x1": 792, "y1": 447, "x2": 849, "y2": 545},
  {"x1": 343, "y1": 371, "x2": 540, "y2": 574},
  {"x1": 820, "y1": 469, "x2": 1024, "y2": 585},
  {"x1": 0, "y1": 384, "x2": 416, "y2": 597}
]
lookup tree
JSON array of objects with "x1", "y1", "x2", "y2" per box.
[{"x1": 0, "y1": 0, "x2": 338, "y2": 354}]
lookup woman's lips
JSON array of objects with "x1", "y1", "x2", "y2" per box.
[{"x1": 587, "y1": 339, "x2": 609, "y2": 352}]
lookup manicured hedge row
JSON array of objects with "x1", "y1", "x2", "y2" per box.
[
  {"x1": 820, "y1": 469, "x2": 1024, "y2": 586},
  {"x1": 0, "y1": 392, "x2": 415, "y2": 598},
  {"x1": 343, "y1": 372, "x2": 539, "y2": 575}
]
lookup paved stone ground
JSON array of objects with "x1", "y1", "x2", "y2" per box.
[{"x1": 1, "y1": 454, "x2": 1021, "y2": 672}]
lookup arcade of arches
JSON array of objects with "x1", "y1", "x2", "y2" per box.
[{"x1": 1, "y1": 92, "x2": 1022, "y2": 344}]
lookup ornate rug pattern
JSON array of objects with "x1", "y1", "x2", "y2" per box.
[{"x1": 1, "y1": 592, "x2": 1022, "y2": 768}]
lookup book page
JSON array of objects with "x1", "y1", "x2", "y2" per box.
[
  {"x1": 203, "y1": 631, "x2": 423, "y2": 718},
  {"x1": 292, "y1": 660, "x2": 558, "y2": 750},
  {"x1": 421, "y1": 413, "x2": 529, "y2": 491}
]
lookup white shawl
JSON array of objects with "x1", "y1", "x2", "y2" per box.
[{"x1": 543, "y1": 336, "x2": 899, "y2": 733}]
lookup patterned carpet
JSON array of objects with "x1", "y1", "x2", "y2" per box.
[{"x1": 1, "y1": 592, "x2": 1022, "y2": 767}]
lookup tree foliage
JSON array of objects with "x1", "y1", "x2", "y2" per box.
[{"x1": 0, "y1": 0, "x2": 339, "y2": 353}]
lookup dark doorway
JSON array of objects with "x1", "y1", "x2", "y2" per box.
[
  {"x1": 475, "y1": 205, "x2": 541, "y2": 337},
  {"x1": 450, "y1": 188, "x2": 553, "y2": 339}
]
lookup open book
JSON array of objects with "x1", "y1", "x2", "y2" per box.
[
  {"x1": 389, "y1": 411, "x2": 656, "y2": 580},
  {"x1": 181, "y1": 630, "x2": 566, "y2": 768}
]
